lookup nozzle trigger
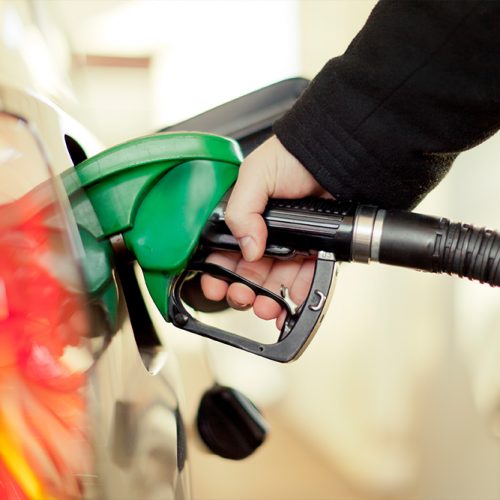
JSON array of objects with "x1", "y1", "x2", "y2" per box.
[{"x1": 168, "y1": 252, "x2": 337, "y2": 363}]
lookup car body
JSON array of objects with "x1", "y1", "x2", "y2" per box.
[{"x1": 0, "y1": 84, "x2": 190, "y2": 499}]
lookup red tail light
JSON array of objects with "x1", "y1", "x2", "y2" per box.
[{"x1": 0, "y1": 112, "x2": 91, "y2": 498}]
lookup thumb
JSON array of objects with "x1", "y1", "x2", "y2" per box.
[{"x1": 225, "y1": 155, "x2": 270, "y2": 262}]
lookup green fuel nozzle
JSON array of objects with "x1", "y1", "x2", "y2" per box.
[{"x1": 64, "y1": 132, "x2": 241, "y2": 320}]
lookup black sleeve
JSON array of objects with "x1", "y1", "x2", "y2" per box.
[{"x1": 273, "y1": 0, "x2": 500, "y2": 209}]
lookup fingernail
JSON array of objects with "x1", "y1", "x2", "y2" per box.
[
  {"x1": 234, "y1": 302, "x2": 251, "y2": 311},
  {"x1": 227, "y1": 297, "x2": 251, "y2": 311},
  {"x1": 238, "y1": 236, "x2": 258, "y2": 261}
]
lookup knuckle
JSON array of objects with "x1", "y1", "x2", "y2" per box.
[{"x1": 224, "y1": 210, "x2": 238, "y2": 229}]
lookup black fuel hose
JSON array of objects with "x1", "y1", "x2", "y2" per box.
[
  {"x1": 375, "y1": 211, "x2": 500, "y2": 287},
  {"x1": 201, "y1": 197, "x2": 500, "y2": 288}
]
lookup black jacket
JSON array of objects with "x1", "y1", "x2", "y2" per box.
[{"x1": 274, "y1": 0, "x2": 500, "y2": 209}]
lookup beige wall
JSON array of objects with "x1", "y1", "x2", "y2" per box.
[
  {"x1": 69, "y1": 63, "x2": 153, "y2": 146},
  {"x1": 300, "y1": 0, "x2": 376, "y2": 78}
]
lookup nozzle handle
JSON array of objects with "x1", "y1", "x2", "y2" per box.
[{"x1": 169, "y1": 252, "x2": 337, "y2": 363}]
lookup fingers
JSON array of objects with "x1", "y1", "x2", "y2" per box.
[
  {"x1": 200, "y1": 253, "x2": 275, "y2": 310},
  {"x1": 227, "y1": 258, "x2": 315, "y2": 323},
  {"x1": 253, "y1": 259, "x2": 315, "y2": 322},
  {"x1": 253, "y1": 260, "x2": 302, "y2": 320},
  {"x1": 201, "y1": 254, "x2": 316, "y2": 329},
  {"x1": 200, "y1": 252, "x2": 238, "y2": 301},
  {"x1": 226, "y1": 257, "x2": 274, "y2": 309},
  {"x1": 276, "y1": 309, "x2": 287, "y2": 331},
  {"x1": 200, "y1": 253, "x2": 317, "y2": 327},
  {"x1": 289, "y1": 259, "x2": 315, "y2": 306}
]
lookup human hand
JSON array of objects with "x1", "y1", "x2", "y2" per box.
[{"x1": 201, "y1": 135, "x2": 330, "y2": 328}]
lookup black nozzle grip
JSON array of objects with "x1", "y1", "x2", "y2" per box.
[{"x1": 202, "y1": 197, "x2": 356, "y2": 260}]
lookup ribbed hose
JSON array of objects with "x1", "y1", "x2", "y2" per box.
[
  {"x1": 435, "y1": 221, "x2": 500, "y2": 286},
  {"x1": 378, "y1": 211, "x2": 500, "y2": 287}
]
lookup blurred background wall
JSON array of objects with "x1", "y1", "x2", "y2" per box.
[{"x1": 1, "y1": 0, "x2": 499, "y2": 498}]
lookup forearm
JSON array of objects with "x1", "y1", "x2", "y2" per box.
[{"x1": 274, "y1": 0, "x2": 500, "y2": 209}]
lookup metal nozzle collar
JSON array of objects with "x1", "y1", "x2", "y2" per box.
[{"x1": 352, "y1": 205, "x2": 386, "y2": 263}]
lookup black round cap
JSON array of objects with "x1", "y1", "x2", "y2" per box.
[{"x1": 196, "y1": 385, "x2": 268, "y2": 460}]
